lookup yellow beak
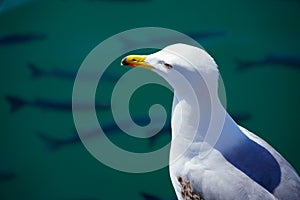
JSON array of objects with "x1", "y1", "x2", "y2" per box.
[{"x1": 121, "y1": 55, "x2": 154, "y2": 69}]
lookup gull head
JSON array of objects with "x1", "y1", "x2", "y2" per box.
[{"x1": 121, "y1": 43, "x2": 219, "y2": 93}]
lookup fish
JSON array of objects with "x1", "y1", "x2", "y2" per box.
[
  {"x1": 37, "y1": 126, "x2": 167, "y2": 150},
  {"x1": 5, "y1": 95, "x2": 110, "y2": 113},
  {"x1": 0, "y1": 33, "x2": 46, "y2": 45},
  {"x1": 0, "y1": 169, "x2": 16, "y2": 181},
  {"x1": 140, "y1": 192, "x2": 175, "y2": 200},
  {"x1": 187, "y1": 30, "x2": 227, "y2": 41},
  {"x1": 27, "y1": 62, "x2": 119, "y2": 82},
  {"x1": 38, "y1": 112, "x2": 250, "y2": 149},
  {"x1": 37, "y1": 132, "x2": 81, "y2": 150},
  {"x1": 38, "y1": 115, "x2": 167, "y2": 150},
  {"x1": 236, "y1": 54, "x2": 300, "y2": 71},
  {"x1": 231, "y1": 112, "x2": 252, "y2": 124},
  {"x1": 0, "y1": 0, "x2": 38, "y2": 14},
  {"x1": 118, "y1": 30, "x2": 226, "y2": 50}
]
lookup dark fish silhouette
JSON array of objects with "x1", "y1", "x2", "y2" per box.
[
  {"x1": 236, "y1": 54, "x2": 300, "y2": 71},
  {"x1": 188, "y1": 30, "x2": 227, "y2": 41},
  {"x1": 231, "y1": 112, "x2": 252, "y2": 123},
  {"x1": 0, "y1": 169, "x2": 16, "y2": 181},
  {"x1": 0, "y1": 33, "x2": 46, "y2": 45},
  {"x1": 38, "y1": 112, "x2": 250, "y2": 149},
  {"x1": 119, "y1": 30, "x2": 226, "y2": 50},
  {"x1": 27, "y1": 62, "x2": 119, "y2": 82},
  {"x1": 141, "y1": 192, "x2": 175, "y2": 200},
  {"x1": 37, "y1": 132, "x2": 81, "y2": 150},
  {"x1": 38, "y1": 115, "x2": 167, "y2": 149},
  {"x1": 6, "y1": 95, "x2": 110, "y2": 113},
  {"x1": 0, "y1": 0, "x2": 37, "y2": 13}
]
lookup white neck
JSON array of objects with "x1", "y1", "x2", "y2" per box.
[
  {"x1": 169, "y1": 72, "x2": 243, "y2": 162},
  {"x1": 170, "y1": 71, "x2": 225, "y2": 141}
]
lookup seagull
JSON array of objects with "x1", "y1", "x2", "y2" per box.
[{"x1": 121, "y1": 43, "x2": 300, "y2": 200}]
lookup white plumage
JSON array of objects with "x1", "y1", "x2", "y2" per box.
[{"x1": 122, "y1": 43, "x2": 300, "y2": 200}]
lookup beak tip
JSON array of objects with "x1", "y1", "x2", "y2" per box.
[{"x1": 121, "y1": 57, "x2": 128, "y2": 66}]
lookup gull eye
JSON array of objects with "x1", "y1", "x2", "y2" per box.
[{"x1": 164, "y1": 62, "x2": 173, "y2": 69}]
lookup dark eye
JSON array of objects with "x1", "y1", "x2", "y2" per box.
[
  {"x1": 164, "y1": 62, "x2": 173, "y2": 69},
  {"x1": 132, "y1": 59, "x2": 137, "y2": 61}
]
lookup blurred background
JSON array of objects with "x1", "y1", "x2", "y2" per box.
[{"x1": 0, "y1": 0, "x2": 299, "y2": 199}]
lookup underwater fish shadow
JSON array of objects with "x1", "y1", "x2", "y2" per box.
[
  {"x1": 5, "y1": 95, "x2": 110, "y2": 113},
  {"x1": 0, "y1": 33, "x2": 46, "y2": 45},
  {"x1": 236, "y1": 54, "x2": 300, "y2": 71},
  {"x1": 26, "y1": 62, "x2": 119, "y2": 82}
]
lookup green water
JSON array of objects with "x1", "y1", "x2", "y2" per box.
[{"x1": 0, "y1": 0, "x2": 299, "y2": 199}]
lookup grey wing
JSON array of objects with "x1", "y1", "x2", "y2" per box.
[{"x1": 239, "y1": 126, "x2": 300, "y2": 200}]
